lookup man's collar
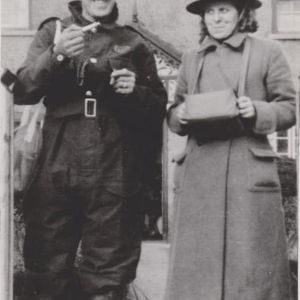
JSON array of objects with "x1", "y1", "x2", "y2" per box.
[{"x1": 198, "y1": 32, "x2": 248, "y2": 52}]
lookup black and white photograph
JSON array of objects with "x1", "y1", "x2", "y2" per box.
[{"x1": 0, "y1": 0, "x2": 299, "y2": 299}]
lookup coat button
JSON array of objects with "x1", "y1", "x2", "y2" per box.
[{"x1": 56, "y1": 54, "x2": 65, "y2": 62}]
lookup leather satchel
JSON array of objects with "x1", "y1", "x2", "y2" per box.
[
  {"x1": 185, "y1": 88, "x2": 238, "y2": 123},
  {"x1": 185, "y1": 38, "x2": 251, "y2": 123}
]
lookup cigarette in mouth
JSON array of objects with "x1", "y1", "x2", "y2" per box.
[{"x1": 82, "y1": 22, "x2": 100, "y2": 32}]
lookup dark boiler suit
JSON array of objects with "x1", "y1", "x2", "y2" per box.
[{"x1": 13, "y1": 1, "x2": 167, "y2": 298}]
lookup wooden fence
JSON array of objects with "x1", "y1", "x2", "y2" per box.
[{"x1": 0, "y1": 68, "x2": 14, "y2": 300}]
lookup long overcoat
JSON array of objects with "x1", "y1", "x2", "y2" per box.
[{"x1": 165, "y1": 33, "x2": 296, "y2": 300}]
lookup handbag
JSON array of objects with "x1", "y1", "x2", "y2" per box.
[
  {"x1": 185, "y1": 89, "x2": 238, "y2": 123},
  {"x1": 13, "y1": 19, "x2": 62, "y2": 195},
  {"x1": 185, "y1": 38, "x2": 251, "y2": 123}
]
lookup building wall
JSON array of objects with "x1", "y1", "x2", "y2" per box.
[
  {"x1": 134, "y1": 0, "x2": 300, "y2": 78},
  {"x1": 2, "y1": 0, "x2": 300, "y2": 77}
]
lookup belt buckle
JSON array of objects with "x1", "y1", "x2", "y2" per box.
[{"x1": 84, "y1": 96, "x2": 97, "y2": 118}]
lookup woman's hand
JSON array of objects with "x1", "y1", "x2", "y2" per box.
[
  {"x1": 53, "y1": 25, "x2": 84, "y2": 58},
  {"x1": 110, "y1": 69, "x2": 136, "y2": 94},
  {"x1": 176, "y1": 103, "x2": 188, "y2": 125},
  {"x1": 237, "y1": 96, "x2": 256, "y2": 119}
]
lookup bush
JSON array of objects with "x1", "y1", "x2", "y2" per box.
[{"x1": 277, "y1": 157, "x2": 297, "y2": 238}]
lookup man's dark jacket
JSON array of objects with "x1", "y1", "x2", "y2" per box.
[{"x1": 13, "y1": 0, "x2": 167, "y2": 196}]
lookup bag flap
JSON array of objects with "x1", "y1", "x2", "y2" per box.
[
  {"x1": 184, "y1": 89, "x2": 238, "y2": 122},
  {"x1": 185, "y1": 89, "x2": 234, "y2": 104},
  {"x1": 249, "y1": 147, "x2": 278, "y2": 158}
]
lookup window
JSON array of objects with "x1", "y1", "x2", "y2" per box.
[
  {"x1": 268, "y1": 127, "x2": 297, "y2": 158},
  {"x1": 1, "y1": 0, "x2": 29, "y2": 29},
  {"x1": 276, "y1": 0, "x2": 300, "y2": 32}
]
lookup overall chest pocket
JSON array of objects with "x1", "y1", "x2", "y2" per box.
[
  {"x1": 247, "y1": 147, "x2": 281, "y2": 192},
  {"x1": 108, "y1": 57, "x2": 137, "y2": 73}
]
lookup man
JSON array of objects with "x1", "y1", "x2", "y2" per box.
[{"x1": 13, "y1": 1, "x2": 167, "y2": 299}]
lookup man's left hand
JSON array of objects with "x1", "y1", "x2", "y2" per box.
[{"x1": 110, "y1": 69, "x2": 136, "y2": 94}]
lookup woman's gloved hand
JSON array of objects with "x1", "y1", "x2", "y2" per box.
[
  {"x1": 238, "y1": 96, "x2": 256, "y2": 119},
  {"x1": 53, "y1": 24, "x2": 84, "y2": 58},
  {"x1": 175, "y1": 102, "x2": 189, "y2": 125}
]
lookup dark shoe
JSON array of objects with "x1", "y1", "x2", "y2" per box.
[{"x1": 90, "y1": 286, "x2": 128, "y2": 300}]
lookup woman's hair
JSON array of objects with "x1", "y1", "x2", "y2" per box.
[
  {"x1": 199, "y1": 8, "x2": 259, "y2": 42},
  {"x1": 97, "y1": 2, "x2": 119, "y2": 23}
]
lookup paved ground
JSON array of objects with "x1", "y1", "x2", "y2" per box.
[{"x1": 131, "y1": 241, "x2": 170, "y2": 300}]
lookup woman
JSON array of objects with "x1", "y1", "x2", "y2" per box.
[
  {"x1": 13, "y1": 1, "x2": 167, "y2": 299},
  {"x1": 165, "y1": 0, "x2": 296, "y2": 299}
]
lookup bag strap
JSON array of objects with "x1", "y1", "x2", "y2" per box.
[
  {"x1": 54, "y1": 19, "x2": 62, "y2": 45},
  {"x1": 192, "y1": 54, "x2": 205, "y2": 94},
  {"x1": 237, "y1": 38, "x2": 251, "y2": 97},
  {"x1": 193, "y1": 37, "x2": 251, "y2": 96},
  {"x1": 216, "y1": 37, "x2": 251, "y2": 97}
]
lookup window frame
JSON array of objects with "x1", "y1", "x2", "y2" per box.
[
  {"x1": 272, "y1": 0, "x2": 300, "y2": 33},
  {"x1": 1, "y1": 0, "x2": 32, "y2": 30}
]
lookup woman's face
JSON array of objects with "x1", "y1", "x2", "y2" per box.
[
  {"x1": 82, "y1": 0, "x2": 116, "y2": 22},
  {"x1": 204, "y1": 1, "x2": 240, "y2": 41}
]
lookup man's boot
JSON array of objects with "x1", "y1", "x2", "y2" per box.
[{"x1": 90, "y1": 286, "x2": 128, "y2": 300}]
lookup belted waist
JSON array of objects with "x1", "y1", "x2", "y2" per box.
[{"x1": 46, "y1": 98, "x2": 103, "y2": 119}]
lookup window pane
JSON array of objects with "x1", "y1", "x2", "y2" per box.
[
  {"x1": 278, "y1": 1, "x2": 292, "y2": 12},
  {"x1": 295, "y1": 17, "x2": 300, "y2": 29},
  {"x1": 278, "y1": 14, "x2": 294, "y2": 31},
  {"x1": 277, "y1": 1, "x2": 300, "y2": 32},
  {"x1": 1, "y1": 0, "x2": 29, "y2": 28},
  {"x1": 277, "y1": 130, "x2": 288, "y2": 137},
  {"x1": 278, "y1": 140, "x2": 288, "y2": 153},
  {"x1": 295, "y1": 2, "x2": 300, "y2": 10}
]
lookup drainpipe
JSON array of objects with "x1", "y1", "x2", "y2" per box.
[
  {"x1": 0, "y1": 67, "x2": 14, "y2": 300},
  {"x1": 132, "y1": 0, "x2": 138, "y2": 23}
]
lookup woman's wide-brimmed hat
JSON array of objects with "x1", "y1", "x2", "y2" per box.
[{"x1": 186, "y1": 0, "x2": 262, "y2": 15}]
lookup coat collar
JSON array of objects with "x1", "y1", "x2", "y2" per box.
[
  {"x1": 198, "y1": 32, "x2": 248, "y2": 52},
  {"x1": 68, "y1": 0, "x2": 118, "y2": 30}
]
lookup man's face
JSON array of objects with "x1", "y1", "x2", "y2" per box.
[{"x1": 82, "y1": 0, "x2": 116, "y2": 22}]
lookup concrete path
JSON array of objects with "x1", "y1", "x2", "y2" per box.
[{"x1": 130, "y1": 241, "x2": 170, "y2": 300}]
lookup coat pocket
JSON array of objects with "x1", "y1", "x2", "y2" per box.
[
  {"x1": 172, "y1": 150, "x2": 188, "y2": 193},
  {"x1": 247, "y1": 147, "x2": 280, "y2": 192}
]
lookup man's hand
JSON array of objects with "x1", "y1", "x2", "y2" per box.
[
  {"x1": 53, "y1": 25, "x2": 84, "y2": 58},
  {"x1": 110, "y1": 69, "x2": 136, "y2": 95},
  {"x1": 237, "y1": 96, "x2": 256, "y2": 119}
]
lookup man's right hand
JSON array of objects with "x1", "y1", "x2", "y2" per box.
[{"x1": 53, "y1": 24, "x2": 84, "y2": 58}]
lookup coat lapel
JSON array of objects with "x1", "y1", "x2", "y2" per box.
[{"x1": 190, "y1": 51, "x2": 205, "y2": 94}]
